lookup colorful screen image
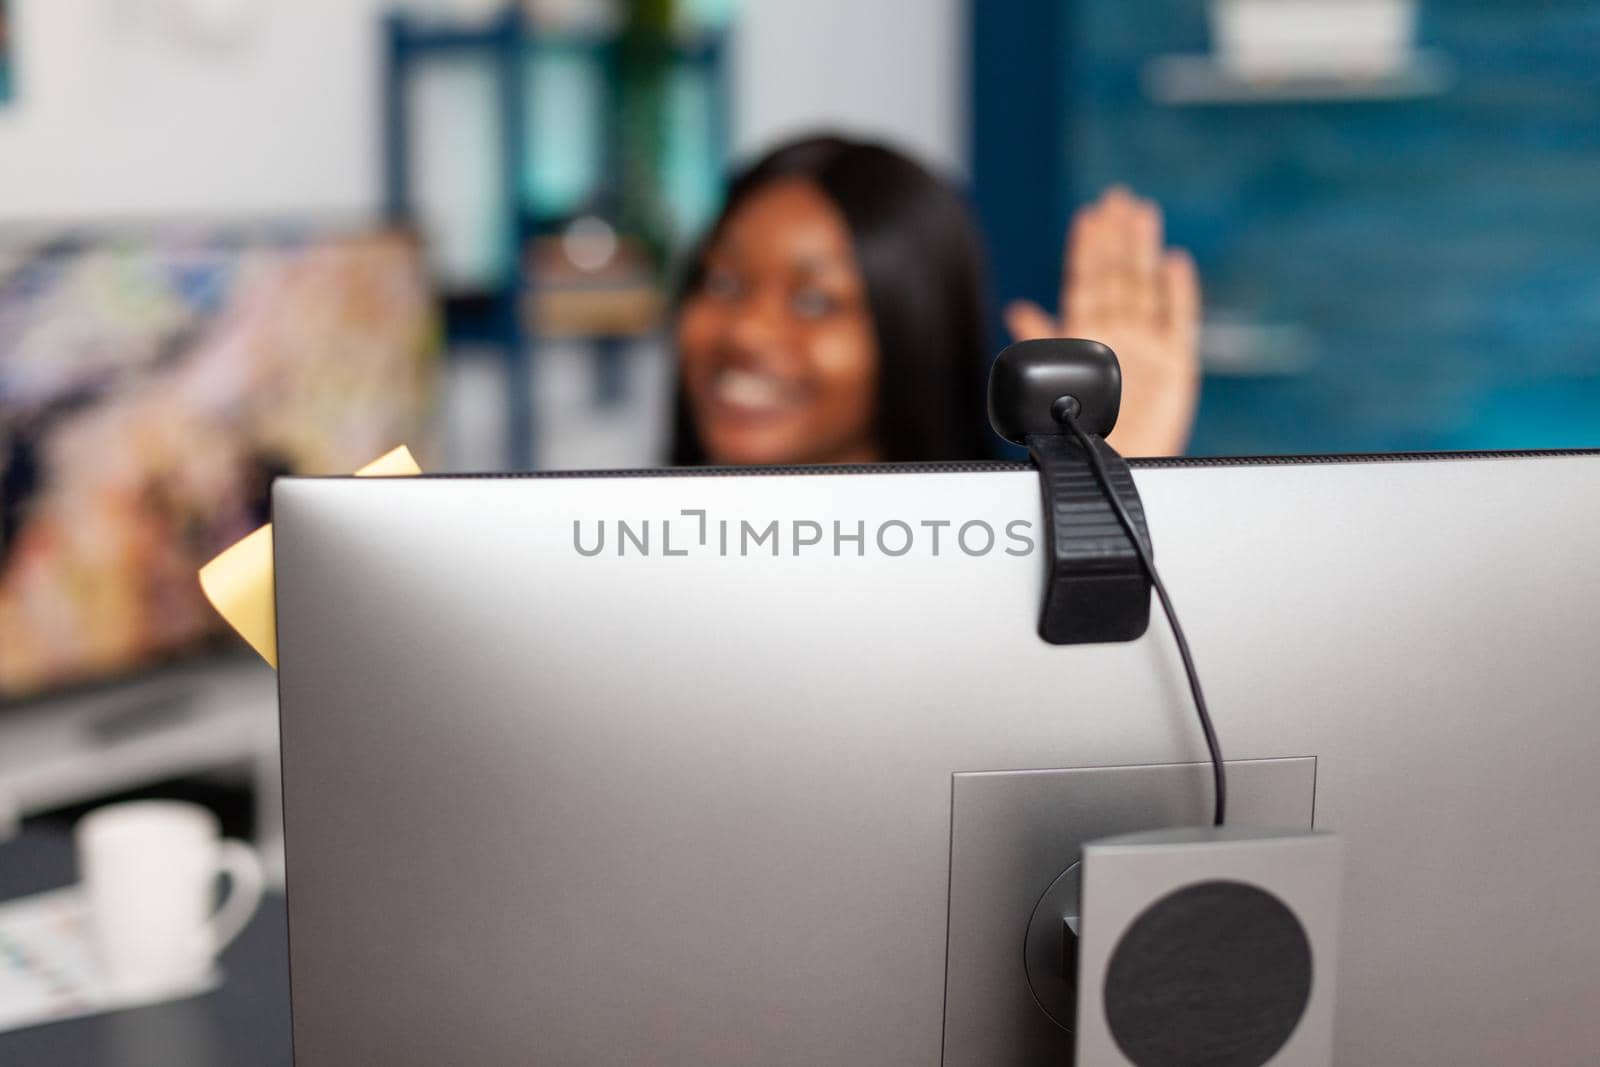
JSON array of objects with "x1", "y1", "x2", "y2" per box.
[
  {"x1": 0, "y1": 0, "x2": 13, "y2": 105},
  {"x1": 0, "y1": 228, "x2": 439, "y2": 701}
]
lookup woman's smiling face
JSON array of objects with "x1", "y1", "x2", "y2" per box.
[{"x1": 676, "y1": 179, "x2": 881, "y2": 466}]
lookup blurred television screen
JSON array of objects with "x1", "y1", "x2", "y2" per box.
[{"x1": 0, "y1": 228, "x2": 439, "y2": 703}]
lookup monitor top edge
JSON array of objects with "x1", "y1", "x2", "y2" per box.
[{"x1": 272, "y1": 447, "x2": 1600, "y2": 484}]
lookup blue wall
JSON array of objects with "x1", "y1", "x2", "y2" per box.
[{"x1": 977, "y1": 0, "x2": 1600, "y2": 453}]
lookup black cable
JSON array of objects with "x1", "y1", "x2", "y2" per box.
[{"x1": 1053, "y1": 411, "x2": 1228, "y2": 826}]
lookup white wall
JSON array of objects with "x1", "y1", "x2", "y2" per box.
[
  {"x1": 0, "y1": 0, "x2": 966, "y2": 225},
  {"x1": 731, "y1": 0, "x2": 966, "y2": 175},
  {"x1": 0, "y1": 0, "x2": 389, "y2": 223}
]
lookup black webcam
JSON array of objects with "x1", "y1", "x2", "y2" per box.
[
  {"x1": 987, "y1": 338, "x2": 1123, "y2": 444},
  {"x1": 987, "y1": 337, "x2": 1150, "y2": 646}
]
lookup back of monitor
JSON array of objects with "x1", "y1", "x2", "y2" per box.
[{"x1": 274, "y1": 453, "x2": 1600, "y2": 1065}]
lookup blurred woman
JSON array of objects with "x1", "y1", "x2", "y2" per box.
[{"x1": 672, "y1": 135, "x2": 1199, "y2": 466}]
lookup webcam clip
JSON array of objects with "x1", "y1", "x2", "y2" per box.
[{"x1": 988, "y1": 339, "x2": 1153, "y2": 645}]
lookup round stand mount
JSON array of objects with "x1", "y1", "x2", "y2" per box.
[{"x1": 1024, "y1": 861, "x2": 1081, "y2": 1031}]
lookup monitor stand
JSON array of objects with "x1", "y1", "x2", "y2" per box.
[{"x1": 942, "y1": 756, "x2": 1316, "y2": 1065}]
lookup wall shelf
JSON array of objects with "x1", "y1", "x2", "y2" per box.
[
  {"x1": 382, "y1": 9, "x2": 729, "y2": 466},
  {"x1": 1142, "y1": 50, "x2": 1453, "y2": 105}
]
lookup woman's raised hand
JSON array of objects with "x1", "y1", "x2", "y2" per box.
[{"x1": 1004, "y1": 187, "x2": 1201, "y2": 457}]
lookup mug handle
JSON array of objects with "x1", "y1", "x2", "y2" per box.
[{"x1": 210, "y1": 839, "x2": 266, "y2": 952}]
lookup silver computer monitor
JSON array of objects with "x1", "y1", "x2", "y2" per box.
[{"x1": 273, "y1": 450, "x2": 1600, "y2": 1065}]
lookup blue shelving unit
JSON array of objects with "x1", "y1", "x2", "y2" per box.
[{"x1": 382, "y1": 9, "x2": 730, "y2": 467}]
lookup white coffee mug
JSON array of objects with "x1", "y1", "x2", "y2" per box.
[{"x1": 75, "y1": 800, "x2": 264, "y2": 999}]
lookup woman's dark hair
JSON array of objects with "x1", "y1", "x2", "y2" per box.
[{"x1": 670, "y1": 135, "x2": 995, "y2": 464}]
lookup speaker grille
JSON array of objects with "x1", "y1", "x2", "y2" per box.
[{"x1": 1103, "y1": 880, "x2": 1312, "y2": 1067}]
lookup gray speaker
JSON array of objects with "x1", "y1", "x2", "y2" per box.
[{"x1": 1072, "y1": 827, "x2": 1342, "y2": 1067}]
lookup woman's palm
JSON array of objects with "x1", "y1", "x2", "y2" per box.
[{"x1": 1004, "y1": 187, "x2": 1201, "y2": 457}]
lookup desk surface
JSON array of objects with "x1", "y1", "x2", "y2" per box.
[{"x1": 0, "y1": 828, "x2": 292, "y2": 1066}]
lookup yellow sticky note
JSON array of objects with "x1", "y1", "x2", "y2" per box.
[{"x1": 198, "y1": 445, "x2": 422, "y2": 668}]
